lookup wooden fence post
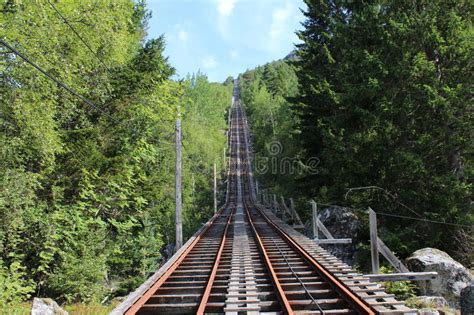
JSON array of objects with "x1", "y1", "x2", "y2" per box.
[
  {"x1": 273, "y1": 194, "x2": 277, "y2": 214},
  {"x1": 311, "y1": 200, "x2": 318, "y2": 239},
  {"x1": 369, "y1": 207, "x2": 379, "y2": 274},
  {"x1": 289, "y1": 198, "x2": 295, "y2": 221},
  {"x1": 280, "y1": 196, "x2": 286, "y2": 221}
]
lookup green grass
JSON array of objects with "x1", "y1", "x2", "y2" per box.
[
  {"x1": 0, "y1": 302, "x2": 117, "y2": 315},
  {"x1": 0, "y1": 303, "x2": 30, "y2": 315}
]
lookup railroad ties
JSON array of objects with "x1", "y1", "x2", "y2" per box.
[{"x1": 111, "y1": 81, "x2": 415, "y2": 315}]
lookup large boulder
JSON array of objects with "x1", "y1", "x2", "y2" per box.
[
  {"x1": 461, "y1": 285, "x2": 474, "y2": 315},
  {"x1": 407, "y1": 296, "x2": 449, "y2": 309},
  {"x1": 31, "y1": 298, "x2": 68, "y2": 315},
  {"x1": 305, "y1": 206, "x2": 361, "y2": 266},
  {"x1": 406, "y1": 248, "x2": 474, "y2": 307},
  {"x1": 318, "y1": 206, "x2": 361, "y2": 239}
]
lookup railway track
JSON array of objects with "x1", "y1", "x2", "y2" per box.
[{"x1": 111, "y1": 81, "x2": 414, "y2": 315}]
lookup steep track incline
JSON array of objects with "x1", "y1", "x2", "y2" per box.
[{"x1": 111, "y1": 81, "x2": 413, "y2": 315}]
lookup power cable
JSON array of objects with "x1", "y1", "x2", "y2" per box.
[
  {"x1": 46, "y1": 0, "x2": 111, "y2": 72},
  {"x1": 375, "y1": 211, "x2": 472, "y2": 229},
  {"x1": 2, "y1": 39, "x2": 179, "y2": 147},
  {"x1": 1, "y1": 38, "x2": 120, "y2": 124}
]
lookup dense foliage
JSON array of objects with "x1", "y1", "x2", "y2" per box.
[
  {"x1": 241, "y1": 0, "x2": 472, "y2": 265},
  {"x1": 0, "y1": 0, "x2": 230, "y2": 305},
  {"x1": 239, "y1": 59, "x2": 301, "y2": 196}
]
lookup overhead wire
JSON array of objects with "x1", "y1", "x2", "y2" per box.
[
  {"x1": 46, "y1": 0, "x2": 111, "y2": 73},
  {"x1": 1, "y1": 39, "x2": 178, "y2": 147},
  {"x1": 42, "y1": 0, "x2": 183, "y2": 145},
  {"x1": 0, "y1": 38, "x2": 121, "y2": 124},
  {"x1": 264, "y1": 190, "x2": 471, "y2": 229},
  {"x1": 374, "y1": 211, "x2": 472, "y2": 229}
]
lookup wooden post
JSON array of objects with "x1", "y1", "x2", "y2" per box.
[
  {"x1": 280, "y1": 196, "x2": 286, "y2": 221},
  {"x1": 377, "y1": 237, "x2": 410, "y2": 273},
  {"x1": 255, "y1": 180, "x2": 259, "y2": 197},
  {"x1": 289, "y1": 198, "x2": 295, "y2": 221},
  {"x1": 273, "y1": 194, "x2": 277, "y2": 213},
  {"x1": 213, "y1": 161, "x2": 217, "y2": 213},
  {"x1": 311, "y1": 200, "x2": 318, "y2": 239},
  {"x1": 175, "y1": 119, "x2": 182, "y2": 250},
  {"x1": 290, "y1": 198, "x2": 304, "y2": 227},
  {"x1": 369, "y1": 207, "x2": 379, "y2": 274}
]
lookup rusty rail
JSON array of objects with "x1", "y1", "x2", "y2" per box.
[
  {"x1": 111, "y1": 80, "x2": 413, "y2": 315},
  {"x1": 196, "y1": 208, "x2": 235, "y2": 314}
]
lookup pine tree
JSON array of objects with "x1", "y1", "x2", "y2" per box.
[{"x1": 292, "y1": 0, "x2": 473, "y2": 260}]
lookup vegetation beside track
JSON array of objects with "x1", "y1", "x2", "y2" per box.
[
  {"x1": 239, "y1": 0, "x2": 473, "y2": 267},
  {"x1": 1, "y1": 0, "x2": 231, "y2": 305}
]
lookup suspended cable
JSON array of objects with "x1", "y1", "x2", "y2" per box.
[
  {"x1": 0, "y1": 38, "x2": 120, "y2": 124},
  {"x1": 46, "y1": 0, "x2": 111, "y2": 72},
  {"x1": 375, "y1": 211, "x2": 472, "y2": 228}
]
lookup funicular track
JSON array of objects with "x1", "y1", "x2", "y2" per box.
[{"x1": 111, "y1": 81, "x2": 413, "y2": 315}]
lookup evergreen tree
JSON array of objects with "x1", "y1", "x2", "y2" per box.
[{"x1": 292, "y1": 0, "x2": 473, "y2": 261}]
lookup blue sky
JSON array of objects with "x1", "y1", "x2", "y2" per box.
[{"x1": 147, "y1": 0, "x2": 306, "y2": 82}]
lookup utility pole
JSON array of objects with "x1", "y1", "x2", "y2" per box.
[
  {"x1": 175, "y1": 118, "x2": 182, "y2": 251},
  {"x1": 223, "y1": 148, "x2": 226, "y2": 171},
  {"x1": 213, "y1": 161, "x2": 217, "y2": 213}
]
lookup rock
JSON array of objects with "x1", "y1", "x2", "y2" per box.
[
  {"x1": 159, "y1": 243, "x2": 175, "y2": 262},
  {"x1": 461, "y1": 285, "x2": 474, "y2": 315},
  {"x1": 31, "y1": 298, "x2": 68, "y2": 315},
  {"x1": 406, "y1": 248, "x2": 474, "y2": 307},
  {"x1": 418, "y1": 309, "x2": 440, "y2": 315},
  {"x1": 407, "y1": 296, "x2": 449, "y2": 309},
  {"x1": 305, "y1": 206, "x2": 361, "y2": 266}
]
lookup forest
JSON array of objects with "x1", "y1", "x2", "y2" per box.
[
  {"x1": 0, "y1": 0, "x2": 472, "y2": 312},
  {"x1": 1, "y1": 0, "x2": 231, "y2": 309},
  {"x1": 240, "y1": 0, "x2": 472, "y2": 268}
]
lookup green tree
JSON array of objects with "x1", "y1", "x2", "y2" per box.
[
  {"x1": 292, "y1": 0, "x2": 473, "y2": 262},
  {"x1": 1, "y1": 1, "x2": 233, "y2": 304}
]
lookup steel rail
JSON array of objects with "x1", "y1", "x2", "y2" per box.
[
  {"x1": 235, "y1": 103, "x2": 375, "y2": 314},
  {"x1": 196, "y1": 207, "x2": 235, "y2": 314},
  {"x1": 254, "y1": 203, "x2": 376, "y2": 315},
  {"x1": 123, "y1": 206, "x2": 228, "y2": 315},
  {"x1": 244, "y1": 202, "x2": 294, "y2": 314},
  {"x1": 111, "y1": 81, "x2": 412, "y2": 314},
  {"x1": 271, "y1": 238, "x2": 325, "y2": 314}
]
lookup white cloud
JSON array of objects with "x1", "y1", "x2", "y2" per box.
[
  {"x1": 216, "y1": 0, "x2": 238, "y2": 39},
  {"x1": 202, "y1": 55, "x2": 219, "y2": 69},
  {"x1": 178, "y1": 30, "x2": 188, "y2": 42},
  {"x1": 217, "y1": 0, "x2": 236, "y2": 17},
  {"x1": 229, "y1": 49, "x2": 239, "y2": 59},
  {"x1": 167, "y1": 24, "x2": 190, "y2": 44},
  {"x1": 270, "y1": 2, "x2": 293, "y2": 39}
]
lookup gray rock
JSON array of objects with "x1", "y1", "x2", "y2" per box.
[
  {"x1": 461, "y1": 285, "x2": 474, "y2": 315},
  {"x1": 305, "y1": 205, "x2": 361, "y2": 266},
  {"x1": 406, "y1": 248, "x2": 474, "y2": 308},
  {"x1": 418, "y1": 309, "x2": 440, "y2": 315},
  {"x1": 412, "y1": 296, "x2": 449, "y2": 309},
  {"x1": 31, "y1": 298, "x2": 68, "y2": 315}
]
